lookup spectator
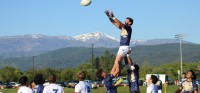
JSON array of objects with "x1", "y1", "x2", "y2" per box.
[
  {"x1": 18, "y1": 76, "x2": 33, "y2": 93},
  {"x1": 181, "y1": 73, "x2": 187, "y2": 82},
  {"x1": 75, "y1": 71, "x2": 91, "y2": 93},
  {"x1": 43, "y1": 74, "x2": 64, "y2": 93},
  {"x1": 147, "y1": 75, "x2": 158, "y2": 93},
  {"x1": 33, "y1": 74, "x2": 45, "y2": 93},
  {"x1": 30, "y1": 80, "x2": 36, "y2": 90}
]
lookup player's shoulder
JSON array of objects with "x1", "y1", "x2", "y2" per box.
[
  {"x1": 105, "y1": 74, "x2": 114, "y2": 80},
  {"x1": 46, "y1": 83, "x2": 60, "y2": 88},
  {"x1": 22, "y1": 86, "x2": 32, "y2": 90},
  {"x1": 124, "y1": 25, "x2": 132, "y2": 30},
  {"x1": 27, "y1": 87, "x2": 33, "y2": 92},
  {"x1": 107, "y1": 74, "x2": 114, "y2": 78},
  {"x1": 75, "y1": 82, "x2": 81, "y2": 87},
  {"x1": 18, "y1": 86, "x2": 32, "y2": 93},
  {"x1": 192, "y1": 80, "x2": 198, "y2": 86},
  {"x1": 181, "y1": 80, "x2": 187, "y2": 84},
  {"x1": 147, "y1": 85, "x2": 153, "y2": 91},
  {"x1": 148, "y1": 84, "x2": 155, "y2": 89}
]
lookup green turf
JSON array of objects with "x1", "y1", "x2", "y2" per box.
[{"x1": 0, "y1": 86, "x2": 199, "y2": 93}]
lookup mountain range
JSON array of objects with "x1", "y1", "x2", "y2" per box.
[
  {"x1": 0, "y1": 43, "x2": 199, "y2": 71},
  {"x1": 0, "y1": 32, "x2": 191, "y2": 59}
]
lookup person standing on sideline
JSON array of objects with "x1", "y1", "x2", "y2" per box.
[
  {"x1": 181, "y1": 73, "x2": 187, "y2": 83},
  {"x1": 147, "y1": 75, "x2": 158, "y2": 93},
  {"x1": 33, "y1": 74, "x2": 45, "y2": 93},
  {"x1": 43, "y1": 74, "x2": 64, "y2": 93},
  {"x1": 18, "y1": 76, "x2": 33, "y2": 93},
  {"x1": 75, "y1": 71, "x2": 92, "y2": 93}
]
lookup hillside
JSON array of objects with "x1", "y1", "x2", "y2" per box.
[
  {"x1": 0, "y1": 32, "x2": 191, "y2": 59},
  {"x1": 0, "y1": 43, "x2": 199, "y2": 70}
]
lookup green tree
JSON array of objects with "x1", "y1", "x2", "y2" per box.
[
  {"x1": 0, "y1": 66, "x2": 22, "y2": 82},
  {"x1": 100, "y1": 51, "x2": 115, "y2": 73},
  {"x1": 60, "y1": 68, "x2": 75, "y2": 82},
  {"x1": 36, "y1": 68, "x2": 61, "y2": 80}
]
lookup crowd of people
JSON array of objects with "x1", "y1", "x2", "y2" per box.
[
  {"x1": 16, "y1": 69, "x2": 198, "y2": 93},
  {"x1": 17, "y1": 74, "x2": 64, "y2": 93}
]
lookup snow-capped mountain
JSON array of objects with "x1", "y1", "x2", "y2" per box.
[
  {"x1": 0, "y1": 33, "x2": 120, "y2": 59},
  {"x1": 74, "y1": 32, "x2": 119, "y2": 42},
  {"x1": 74, "y1": 32, "x2": 119, "y2": 47},
  {"x1": 0, "y1": 32, "x2": 193, "y2": 59},
  {"x1": 0, "y1": 34, "x2": 79, "y2": 58}
]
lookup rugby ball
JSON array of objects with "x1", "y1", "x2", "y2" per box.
[{"x1": 80, "y1": 0, "x2": 91, "y2": 6}]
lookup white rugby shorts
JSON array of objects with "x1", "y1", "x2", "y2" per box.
[{"x1": 117, "y1": 46, "x2": 130, "y2": 57}]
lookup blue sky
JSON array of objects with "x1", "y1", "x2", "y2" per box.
[{"x1": 0, "y1": 0, "x2": 199, "y2": 43}]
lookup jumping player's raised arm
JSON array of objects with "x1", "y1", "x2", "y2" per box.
[{"x1": 105, "y1": 10, "x2": 125, "y2": 29}]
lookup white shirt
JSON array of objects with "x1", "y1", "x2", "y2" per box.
[
  {"x1": 18, "y1": 86, "x2": 33, "y2": 93},
  {"x1": 75, "y1": 81, "x2": 91, "y2": 93},
  {"x1": 147, "y1": 84, "x2": 158, "y2": 93},
  {"x1": 43, "y1": 83, "x2": 64, "y2": 93}
]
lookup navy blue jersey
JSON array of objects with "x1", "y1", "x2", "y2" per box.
[
  {"x1": 102, "y1": 74, "x2": 117, "y2": 93},
  {"x1": 181, "y1": 80, "x2": 198, "y2": 93},
  {"x1": 127, "y1": 66, "x2": 139, "y2": 82},
  {"x1": 127, "y1": 65, "x2": 140, "y2": 93},
  {"x1": 156, "y1": 80, "x2": 162, "y2": 90},
  {"x1": 119, "y1": 25, "x2": 132, "y2": 46},
  {"x1": 129, "y1": 82, "x2": 139, "y2": 93},
  {"x1": 33, "y1": 84, "x2": 44, "y2": 93}
]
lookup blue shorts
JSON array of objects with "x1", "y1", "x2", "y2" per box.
[{"x1": 129, "y1": 81, "x2": 140, "y2": 93}]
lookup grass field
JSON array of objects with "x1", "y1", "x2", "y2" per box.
[{"x1": 0, "y1": 86, "x2": 199, "y2": 93}]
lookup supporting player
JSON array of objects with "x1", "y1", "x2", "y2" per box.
[
  {"x1": 124, "y1": 50, "x2": 140, "y2": 93},
  {"x1": 105, "y1": 10, "x2": 134, "y2": 77},
  {"x1": 43, "y1": 74, "x2": 64, "y2": 93},
  {"x1": 96, "y1": 66, "x2": 119, "y2": 93},
  {"x1": 75, "y1": 71, "x2": 92, "y2": 93}
]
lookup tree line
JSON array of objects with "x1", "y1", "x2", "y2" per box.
[
  {"x1": 0, "y1": 51, "x2": 199, "y2": 82},
  {"x1": 1, "y1": 43, "x2": 200, "y2": 71}
]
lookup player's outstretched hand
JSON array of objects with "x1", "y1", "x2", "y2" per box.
[
  {"x1": 105, "y1": 10, "x2": 110, "y2": 17},
  {"x1": 109, "y1": 11, "x2": 114, "y2": 18}
]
